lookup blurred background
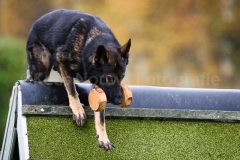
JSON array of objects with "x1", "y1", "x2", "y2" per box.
[{"x1": 1, "y1": 0, "x2": 240, "y2": 147}]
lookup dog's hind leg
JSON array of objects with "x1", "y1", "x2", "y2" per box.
[
  {"x1": 26, "y1": 43, "x2": 52, "y2": 81},
  {"x1": 94, "y1": 110, "x2": 114, "y2": 150}
]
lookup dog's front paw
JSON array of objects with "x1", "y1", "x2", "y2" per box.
[
  {"x1": 72, "y1": 103, "x2": 87, "y2": 127},
  {"x1": 72, "y1": 113, "x2": 87, "y2": 127},
  {"x1": 96, "y1": 134, "x2": 115, "y2": 150}
]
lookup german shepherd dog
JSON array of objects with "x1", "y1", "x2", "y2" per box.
[{"x1": 26, "y1": 9, "x2": 131, "y2": 150}]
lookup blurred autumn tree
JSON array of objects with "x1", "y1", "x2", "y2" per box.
[{"x1": 1, "y1": 0, "x2": 240, "y2": 146}]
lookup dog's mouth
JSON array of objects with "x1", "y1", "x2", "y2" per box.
[
  {"x1": 106, "y1": 93, "x2": 122, "y2": 105},
  {"x1": 94, "y1": 84, "x2": 122, "y2": 105},
  {"x1": 110, "y1": 99, "x2": 122, "y2": 105}
]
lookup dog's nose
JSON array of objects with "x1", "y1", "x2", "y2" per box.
[
  {"x1": 113, "y1": 95, "x2": 122, "y2": 105},
  {"x1": 114, "y1": 99, "x2": 121, "y2": 105}
]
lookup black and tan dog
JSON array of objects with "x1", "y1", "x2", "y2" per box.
[{"x1": 26, "y1": 9, "x2": 131, "y2": 150}]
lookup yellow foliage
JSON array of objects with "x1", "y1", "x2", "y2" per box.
[{"x1": 1, "y1": 0, "x2": 240, "y2": 88}]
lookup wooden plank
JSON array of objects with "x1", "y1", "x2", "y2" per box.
[
  {"x1": 22, "y1": 105, "x2": 73, "y2": 116},
  {"x1": 22, "y1": 105, "x2": 240, "y2": 121}
]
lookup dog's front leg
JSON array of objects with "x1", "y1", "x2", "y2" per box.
[
  {"x1": 94, "y1": 109, "x2": 114, "y2": 150},
  {"x1": 58, "y1": 64, "x2": 86, "y2": 126}
]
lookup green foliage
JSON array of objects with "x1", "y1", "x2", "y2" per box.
[
  {"x1": 0, "y1": 37, "x2": 26, "y2": 147},
  {"x1": 27, "y1": 117, "x2": 240, "y2": 159}
]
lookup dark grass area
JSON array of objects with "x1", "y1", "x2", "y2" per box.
[{"x1": 27, "y1": 117, "x2": 240, "y2": 160}]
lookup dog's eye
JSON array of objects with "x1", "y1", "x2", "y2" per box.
[
  {"x1": 106, "y1": 75, "x2": 115, "y2": 84},
  {"x1": 120, "y1": 75, "x2": 125, "y2": 81}
]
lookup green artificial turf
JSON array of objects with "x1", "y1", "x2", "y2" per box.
[{"x1": 27, "y1": 117, "x2": 240, "y2": 160}]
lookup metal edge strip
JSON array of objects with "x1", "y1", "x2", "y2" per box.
[
  {"x1": 17, "y1": 85, "x2": 30, "y2": 160},
  {"x1": 0, "y1": 84, "x2": 18, "y2": 160}
]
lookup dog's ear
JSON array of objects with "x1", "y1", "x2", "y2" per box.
[
  {"x1": 94, "y1": 45, "x2": 108, "y2": 64},
  {"x1": 120, "y1": 39, "x2": 131, "y2": 58}
]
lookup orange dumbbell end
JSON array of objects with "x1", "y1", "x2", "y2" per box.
[
  {"x1": 119, "y1": 84, "x2": 133, "y2": 108},
  {"x1": 88, "y1": 87, "x2": 107, "y2": 111}
]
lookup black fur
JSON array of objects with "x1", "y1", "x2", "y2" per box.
[
  {"x1": 26, "y1": 9, "x2": 131, "y2": 104},
  {"x1": 99, "y1": 110, "x2": 105, "y2": 125}
]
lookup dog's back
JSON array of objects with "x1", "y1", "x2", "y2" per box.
[{"x1": 27, "y1": 9, "x2": 113, "y2": 54}]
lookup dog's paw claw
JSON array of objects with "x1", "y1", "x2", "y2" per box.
[
  {"x1": 72, "y1": 114, "x2": 76, "y2": 121},
  {"x1": 98, "y1": 141, "x2": 114, "y2": 151},
  {"x1": 72, "y1": 114, "x2": 87, "y2": 127},
  {"x1": 83, "y1": 113, "x2": 87, "y2": 122}
]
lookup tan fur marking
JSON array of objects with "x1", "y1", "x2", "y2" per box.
[
  {"x1": 58, "y1": 63, "x2": 85, "y2": 121},
  {"x1": 86, "y1": 27, "x2": 108, "y2": 46},
  {"x1": 72, "y1": 28, "x2": 85, "y2": 54},
  {"x1": 107, "y1": 56, "x2": 116, "y2": 64},
  {"x1": 40, "y1": 43, "x2": 51, "y2": 69},
  {"x1": 31, "y1": 43, "x2": 51, "y2": 79},
  {"x1": 94, "y1": 111, "x2": 110, "y2": 144},
  {"x1": 69, "y1": 64, "x2": 79, "y2": 70}
]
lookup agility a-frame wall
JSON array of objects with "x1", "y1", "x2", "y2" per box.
[{"x1": 1, "y1": 81, "x2": 240, "y2": 159}]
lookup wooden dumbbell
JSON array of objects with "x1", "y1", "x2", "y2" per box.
[
  {"x1": 88, "y1": 87, "x2": 107, "y2": 112},
  {"x1": 88, "y1": 84, "x2": 133, "y2": 111},
  {"x1": 119, "y1": 84, "x2": 133, "y2": 108}
]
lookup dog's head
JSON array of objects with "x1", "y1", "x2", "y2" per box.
[{"x1": 89, "y1": 39, "x2": 131, "y2": 105}]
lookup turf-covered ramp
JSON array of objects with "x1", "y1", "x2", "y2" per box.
[
  {"x1": 1, "y1": 81, "x2": 240, "y2": 160},
  {"x1": 27, "y1": 117, "x2": 240, "y2": 159}
]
